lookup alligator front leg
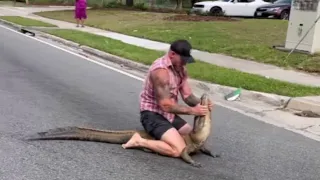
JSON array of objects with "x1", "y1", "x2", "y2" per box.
[
  {"x1": 180, "y1": 147, "x2": 202, "y2": 168},
  {"x1": 200, "y1": 146, "x2": 221, "y2": 158}
]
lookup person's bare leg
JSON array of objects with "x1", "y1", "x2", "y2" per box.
[
  {"x1": 122, "y1": 128, "x2": 186, "y2": 157},
  {"x1": 80, "y1": 19, "x2": 85, "y2": 27},
  {"x1": 76, "y1": 18, "x2": 80, "y2": 27},
  {"x1": 178, "y1": 123, "x2": 192, "y2": 135},
  {"x1": 122, "y1": 133, "x2": 173, "y2": 156}
]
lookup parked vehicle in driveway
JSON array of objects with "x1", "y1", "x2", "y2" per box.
[
  {"x1": 254, "y1": 0, "x2": 291, "y2": 20},
  {"x1": 191, "y1": 0, "x2": 271, "y2": 17}
]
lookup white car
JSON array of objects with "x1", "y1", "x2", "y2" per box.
[{"x1": 191, "y1": 0, "x2": 271, "y2": 17}]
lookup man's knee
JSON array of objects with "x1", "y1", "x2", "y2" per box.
[
  {"x1": 164, "y1": 143, "x2": 184, "y2": 158},
  {"x1": 160, "y1": 128, "x2": 186, "y2": 157},
  {"x1": 170, "y1": 148, "x2": 183, "y2": 157}
]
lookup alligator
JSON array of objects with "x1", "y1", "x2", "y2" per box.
[{"x1": 26, "y1": 93, "x2": 220, "y2": 167}]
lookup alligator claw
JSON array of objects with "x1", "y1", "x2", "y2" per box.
[
  {"x1": 210, "y1": 154, "x2": 221, "y2": 158},
  {"x1": 191, "y1": 162, "x2": 202, "y2": 168}
]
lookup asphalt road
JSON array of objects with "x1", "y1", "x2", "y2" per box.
[{"x1": 0, "y1": 25, "x2": 320, "y2": 180}]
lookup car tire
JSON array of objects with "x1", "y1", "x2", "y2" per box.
[
  {"x1": 254, "y1": 11, "x2": 261, "y2": 19},
  {"x1": 280, "y1": 10, "x2": 289, "y2": 20},
  {"x1": 210, "y1": 6, "x2": 223, "y2": 16}
]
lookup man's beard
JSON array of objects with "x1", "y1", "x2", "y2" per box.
[{"x1": 173, "y1": 65, "x2": 183, "y2": 72}]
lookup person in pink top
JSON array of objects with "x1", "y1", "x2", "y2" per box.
[
  {"x1": 74, "y1": 0, "x2": 87, "y2": 27},
  {"x1": 122, "y1": 39, "x2": 213, "y2": 158}
]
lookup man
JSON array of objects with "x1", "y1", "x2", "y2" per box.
[{"x1": 122, "y1": 39, "x2": 213, "y2": 158}]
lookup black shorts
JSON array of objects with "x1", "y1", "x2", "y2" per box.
[{"x1": 140, "y1": 110, "x2": 187, "y2": 140}]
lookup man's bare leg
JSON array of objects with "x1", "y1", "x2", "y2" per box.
[
  {"x1": 122, "y1": 128, "x2": 186, "y2": 157},
  {"x1": 178, "y1": 123, "x2": 192, "y2": 135}
]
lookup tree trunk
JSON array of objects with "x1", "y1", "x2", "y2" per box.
[
  {"x1": 149, "y1": 0, "x2": 155, "y2": 9},
  {"x1": 175, "y1": 0, "x2": 182, "y2": 10}
]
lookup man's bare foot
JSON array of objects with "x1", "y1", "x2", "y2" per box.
[{"x1": 122, "y1": 133, "x2": 142, "y2": 149}]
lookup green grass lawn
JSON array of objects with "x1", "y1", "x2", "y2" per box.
[
  {"x1": 0, "y1": 1, "x2": 27, "y2": 6},
  {"x1": 0, "y1": 16, "x2": 57, "y2": 27},
  {"x1": 35, "y1": 9, "x2": 320, "y2": 73},
  {"x1": 43, "y1": 29, "x2": 320, "y2": 97}
]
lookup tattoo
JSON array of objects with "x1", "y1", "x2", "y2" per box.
[
  {"x1": 184, "y1": 94, "x2": 200, "y2": 107},
  {"x1": 168, "y1": 104, "x2": 192, "y2": 115},
  {"x1": 151, "y1": 69, "x2": 192, "y2": 115}
]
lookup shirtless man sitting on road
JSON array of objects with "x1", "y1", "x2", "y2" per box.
[{"x1": 122, "y1": 39, "x2": 213, "y2": 158}]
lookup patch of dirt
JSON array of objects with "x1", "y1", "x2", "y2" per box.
[
  {"x1": 163, "y1": 14, "x2": 239, "y2": 22},
  {"x1": 296, "y1": 67, "x2": 320, "y2": 74},
  {"x1": 93, "y1": 7, "x2": 187, "y2": 14}
]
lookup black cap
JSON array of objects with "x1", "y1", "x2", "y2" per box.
[{"x1": 170, "y1": 39, "x2": 195, "y2": 64}]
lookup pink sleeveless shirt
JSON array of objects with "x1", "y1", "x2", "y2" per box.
[{"x1": 139, "y1": 54, "x2": 188, "y2": 123}]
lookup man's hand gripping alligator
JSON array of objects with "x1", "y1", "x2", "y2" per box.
[{"x1": 25, "y1": 93, "x2": 220, "y2": 168}]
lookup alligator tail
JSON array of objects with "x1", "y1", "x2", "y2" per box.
[{"x1": 25, "y1": 126, "x2": 142, "y2": 144}]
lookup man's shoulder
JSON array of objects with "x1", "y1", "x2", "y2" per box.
[
  {"x1": 151, "y1": 55, "x2": 166, "y2": 64},
  {"x1": 149, "y1": 55, "x2": 169, "y2": 71},
  {"x1": 150, "y1": 68, "x2": 169, "y2": 83}
]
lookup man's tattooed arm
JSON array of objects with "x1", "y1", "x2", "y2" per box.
[
  {"x1": 179, "y1": 73, "x2": 213, "y2": 110},
  {"x1": 179, "y1": 76, "x2": 201, "y2": 107},
  {"x1": 184, "y1": 94, "x2": 201, "y2": 107},
  {"x1": 150, "y1": 68, "x2": 194, "y2": 115}
]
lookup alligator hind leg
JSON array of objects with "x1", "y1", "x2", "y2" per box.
[
  {"x1": 200, "y1": 146, "x2": 221, "y2": 158},
  {"x1": 180, "y1": 147, "x2": 202, "y2": 168}
]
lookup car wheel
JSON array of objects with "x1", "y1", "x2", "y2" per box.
[
  {"x1": 210, "y1": 6, "x2": 223, "y2": 16},
  {"x1": 280, "y1": 10, "x2": 289, "y2": 20},
  {"x1": 254, "y1": 11, "x2": 262, "y2": 19}
]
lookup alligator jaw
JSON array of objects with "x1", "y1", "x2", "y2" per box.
[{"x1": 192, "y1": 93, "x2": 210, "y2": 134}]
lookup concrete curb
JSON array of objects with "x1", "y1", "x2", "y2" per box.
[
  {"x1": 80, "y1": 45, "x2": 150, "y2": 73},
  {"x1": 188, "y1": 79, "x2": 290, "y2": 107},
  {"x1": 36, "y1": 31, "x2": 151, "y2": 72},
  {"x1": 286, "y1": 96, "x2": 320, "y2": 115},
  {"x1": 2, "y1": 21, "x2": 319, "y2": 114}
]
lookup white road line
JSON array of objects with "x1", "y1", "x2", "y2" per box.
[{"x1": 0, "y1": 24, "x2": 145, "y2": 82}]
